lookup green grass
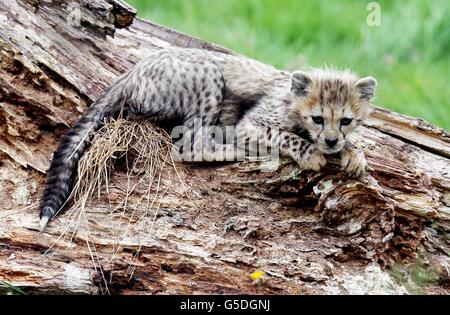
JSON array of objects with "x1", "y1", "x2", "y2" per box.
[
  {"x1": 127, "y1": 0, "x2": 449, "y2": 130},
  {"x1": 0, "y1": 281, "x2": 28, "y2": 295}
]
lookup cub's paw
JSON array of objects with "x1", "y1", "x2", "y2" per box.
[
  {"x1": 341, "y1": 147, "x2": 366, "y2": 177},
  {"x1": 298, "y1": 147, "x2": 327, "y2": 172}
]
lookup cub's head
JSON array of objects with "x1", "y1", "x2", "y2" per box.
[{"x1": 288, "y1": 68, "x2": 376, "y2": 154}]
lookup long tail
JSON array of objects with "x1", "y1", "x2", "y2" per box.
[{"x1": 39, "y1": 86, "x2": 124, "y2": 228}]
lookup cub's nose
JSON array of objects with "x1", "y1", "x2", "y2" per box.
[{"x1": 325, "y1": 138, "x2": 338, "y2": 148}]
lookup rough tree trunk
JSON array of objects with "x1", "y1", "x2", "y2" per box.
[{"x1": 0, "y1": 0, "x2": 449, "y2": 295}]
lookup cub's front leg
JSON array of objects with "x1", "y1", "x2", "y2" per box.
[
  {"x1": 340, "y1": 142, "x2": 367, "y2": 177},
  {"x1": 236, "y1": 123, "x2": 326, "y2": 171},
  {"x1": 278, "y1": 131, "x2": 326, "y2": 172}
]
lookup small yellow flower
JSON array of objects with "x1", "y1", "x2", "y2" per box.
[{"x1": 250, "y1": 270, "x2": 265, "y2": 280}]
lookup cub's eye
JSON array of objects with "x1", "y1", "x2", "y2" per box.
[
  {"x1": 341, "y1": 118, "x2": 353, "y2": 126},
  {"x1": 312, "y1": 116, "x2": 324, "y2": 124}
]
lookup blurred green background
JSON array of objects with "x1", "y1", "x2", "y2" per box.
[{"x1": 126, "y1": 0, "x2": 449, "y2": 130}]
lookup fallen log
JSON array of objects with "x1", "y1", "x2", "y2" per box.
[{"x1": 0, "y1": 0, "x2": 449, "y2": 294}]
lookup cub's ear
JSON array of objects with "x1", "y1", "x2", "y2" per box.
[
  {"x1": 354, "y1": 77, "x2": 377, "y2": 101},
  {"x1": 291, "y1": 71, "x2": 313, "y2": 97}
]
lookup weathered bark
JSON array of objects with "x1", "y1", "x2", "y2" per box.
[{"x1": 0, "y1": 0, "x2": 449, "y2": 295}]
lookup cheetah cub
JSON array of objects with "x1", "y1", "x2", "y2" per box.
[
  {"x1": 276, "y1": 68, "x2": 375, "y2": 175},
  {"x1": 39, "y1": 48, "x2": 376, "y2": 226}
]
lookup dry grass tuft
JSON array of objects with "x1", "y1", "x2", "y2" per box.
[{"x1": 50, "y1": 118, "x2": 183, "y2": 294}]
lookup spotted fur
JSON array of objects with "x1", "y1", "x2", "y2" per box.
[{"x1": 40, "y1": 48, "x2": 376, "y2": 226}]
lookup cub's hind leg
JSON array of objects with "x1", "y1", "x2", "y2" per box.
[
  {"x1": 169, "y1": 66, "x2": 229, "y2": 162},
  {"x1": 179, "y1": 110, "x2": 232, "y2": 162}
]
